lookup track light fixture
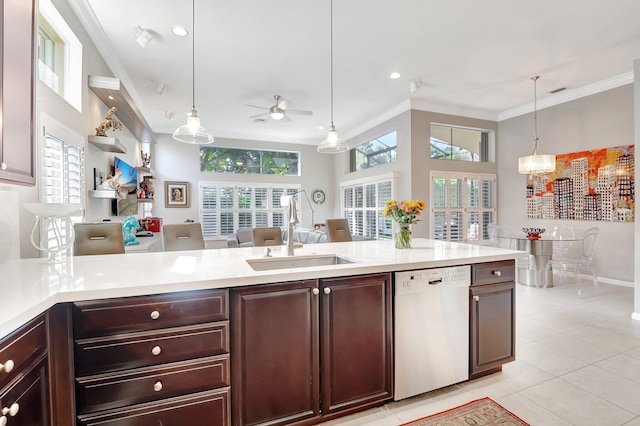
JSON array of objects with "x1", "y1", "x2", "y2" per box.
[{"x1": 133, "y1": 24, "x2": 152, "y2": 47}]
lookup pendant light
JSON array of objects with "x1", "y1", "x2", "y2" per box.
[
  {"x1": 518, "y1": 76, "x2": 555, "y2": 174},
  {"x1": 172, "y1": 0, "x2": 214, "y2": 145},
  {"x1": 317, "y1": 0, "x2": 348, "y2": 154}
]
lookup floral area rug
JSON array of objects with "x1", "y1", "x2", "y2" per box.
[{"x1": 400, "y1": 397, "x2": 530, "y2": 426}]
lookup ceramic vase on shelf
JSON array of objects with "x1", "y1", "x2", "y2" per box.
[{"x1": 395, "y1": 224, "x2": 411, "y2": 249}]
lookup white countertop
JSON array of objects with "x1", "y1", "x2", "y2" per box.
[{"x1": 0, "y1": 239, "x2": 525, "y2": 339}]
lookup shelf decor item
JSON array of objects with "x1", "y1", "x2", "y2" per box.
[{"x1": 382, "y1": 199, "x2": 426, "y2": 249}]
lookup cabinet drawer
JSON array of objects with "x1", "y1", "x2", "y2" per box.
[
  {"x1": 77, "y1": 388, "x2": 231, "y2": 426},
  {"x1": 471, "y1": 260, "x2": 515, "y2": 286},
  {"x1": 73, "y1": 289, "x2": 228, "y2": 338},
  {"x1": 0, "y1": 315, "x2": 46, "y2": 389},
  {"x1": 75, "y1": 322, "x2": 229, "y2": 376},
  {"x1": 77, "y1": 355, "x2": 230, "y2": 414}
]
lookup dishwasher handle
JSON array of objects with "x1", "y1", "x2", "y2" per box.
[{"x1": 428, "y1": 278, "x2": 443, "y2": 285}]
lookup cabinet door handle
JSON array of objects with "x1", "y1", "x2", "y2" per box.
[
  {"x1": 473, "y1": 295, "x2": 480, "y2": 302},
  {"x1": 323, "y1": 287, "x2": 331, "y2": 295},
  {"x1": 150, "y1": 310, "x2": 160, "y2": 320},
  {"x1": 492, "y1": 270, "x2": 502, "y2": 277},
  {"x1": 312, "y1": 288, "x2": 320, "y2": 295},
  {"x1": 1, "y1": 403, "x2": 19, "y2": 417},
  {"x1": 0, "y1": 360, "x2": 14, "y2": 373},
  {"x1": 151, "y1": 346, "x2": 162, "y2": 356},
  {"x1": 153, "y1": 381, "x2": 163, "y2": 392}
]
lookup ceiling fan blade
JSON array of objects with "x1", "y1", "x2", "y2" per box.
[
  {"x1": 245, "y1": 104, "x2": 269, "y2": 110},
  {"x1": 249, "y1": 112, "x2": 269, "y2": 119},
  {"x1": 286, "y1": 109, "x2": 313, "y2": 116}
]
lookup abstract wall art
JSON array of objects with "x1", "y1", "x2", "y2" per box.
[{"x1": 525, "y1": 145, "x2": 634, "y2": 222}]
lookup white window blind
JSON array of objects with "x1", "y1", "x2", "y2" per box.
[
  {"x1": 199, "y1": 182, "x2": 300, "y2": 237},
  {"x1": 40, "y1": 115, "x2": 85, "y2": 258},
  {"x1": 430, "y1": 171, "x2": 495, "y2": 242},
  {"x1": 341, "y1": 175, "x2": 396, "y2": 240}
]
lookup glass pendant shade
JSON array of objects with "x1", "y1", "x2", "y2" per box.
[
  {"x1": 518, "y1": 152, "x2": 556, "y2": 174},
  {"x1": 518, "y1": 75, "x2": 555, "y2": 175},
  {"x1": 317, "y1": 125, "x2": 348, "y2": 153},
  {"x1": 172, "y1": 0, "x2": 214, "y2": 145},
  {"x1": 172, "y1": 109, "x2": 214, "y2": 144}
]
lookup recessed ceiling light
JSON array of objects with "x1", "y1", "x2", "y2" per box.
[
  {"x1": 172, "y1": 26, "x2": 188, "y2": 37},
  {"x1": 108, "y1": 95, "x2": 114, "y2": 100},
  {"x1": 318, "y1": 125, "x2": 325, "y2": 130},
  {"x1": 389, "y1": 72, "x2": 401, "y2": 80}
]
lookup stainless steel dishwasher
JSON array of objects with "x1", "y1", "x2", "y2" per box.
[{"x1": 394, "y1": 265, "x2": 471, "y2": 400}]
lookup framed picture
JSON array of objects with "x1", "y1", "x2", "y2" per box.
[{"x1": 165, "y1": 181, "x2": 190, "y2": 208}]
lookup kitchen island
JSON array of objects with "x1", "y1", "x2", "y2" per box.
[{"x1": 0, "y1": 239, "x2": 524, "y2": 425}]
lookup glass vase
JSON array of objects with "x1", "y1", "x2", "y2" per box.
[{"x1": 395, "y1": 224, "x2": 412, "y2": 249}]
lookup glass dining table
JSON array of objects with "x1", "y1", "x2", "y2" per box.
[
  {"x1": 501, "y1": 234, "x2": 581, "y2": 288},
  {"x1": 514, "y1": 238, "x2": 554, "y2": 288}
]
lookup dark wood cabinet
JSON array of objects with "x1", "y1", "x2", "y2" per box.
[
  {"x1": 0, "y1": 315, "x2": 49, "y2": 425},
  {"x1": 72, "y1": 289, "x2": 231, "y2": 425},
  {"x1": 231, "y1": 273, "x2": 392, "y2": 426},
  {"x1": 470, "y1": 261, "x2": 516, "y2": 378}
]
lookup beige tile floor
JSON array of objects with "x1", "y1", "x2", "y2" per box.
[{"x1": 321, "y1": 277, "x2": 640, "y2": 426}]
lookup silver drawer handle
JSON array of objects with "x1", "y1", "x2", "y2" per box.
[
  {"x1": 1, "y1": 403, "x2": 19, "y2": 417},
  {"x1": 312, "y1": 288, "x2": 320, "y2": 295},
  {"x1": 324, "y1": 287, "x2": 331, "y2": 295},
  {"x1": 473, "y1": 295, "x2": 480, "y2": 302},
  {"x1": 0, "y1": 360, "x2": 14, "y2": 373},
  {"x1": 151, "y1": 346, "x2": 162, "y2": 356},
  {"x1": 153, "y1": 381, "x2": 163, "y2": 392},
  {"x1": 492, "y1": 270, "x2": 502, "y2": 277},
  {"x1": 150, "y1": 310, "x2": 160, "y2": 320}
]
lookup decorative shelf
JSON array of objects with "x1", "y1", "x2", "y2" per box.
[
  {"x1": 135, "y1": 166, "x2": 151, "y2": 174},
  {"x1": 88, "y1": 190, "x2": 118, "y2": 199},
  {"x1": 88, "y1": 136, "x2": 127, "y2": 153},
  {"x1": 137, "y1": 198, "x2": 153, "y2": 203},
  {"x1": 88, "y1": 75, "x2": 157, "y2": 144}
]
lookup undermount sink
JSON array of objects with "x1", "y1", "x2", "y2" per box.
[{"x1": 246, "y1": 254, "x2": 356, "y2": 271}]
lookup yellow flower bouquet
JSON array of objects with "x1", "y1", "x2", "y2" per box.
[{"x1": 382, "y1": 199, "x2": 426, "y2": 248}]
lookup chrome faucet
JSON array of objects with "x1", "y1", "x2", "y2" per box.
[{"x1": 287, "y1": 197, "x2": 300, "y2": 256}]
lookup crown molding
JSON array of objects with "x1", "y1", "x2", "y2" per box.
[{"x1": 498, "y1": 72, "x2": 634, "y2": 121}]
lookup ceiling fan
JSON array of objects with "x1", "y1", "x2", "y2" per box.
[{"x1": 245, "y1": 95, "x2": 313, "y2": 122}]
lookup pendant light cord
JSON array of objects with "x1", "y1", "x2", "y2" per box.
[
  {"x1": 191, "y1": 0, "x2": 196, "y2": 110},
  {"x1": 329, "y1": 0, "x2": 334, "y2": 127},
  {"x1": 532, "y1": 75, "x2": 539, "y2": 154}
]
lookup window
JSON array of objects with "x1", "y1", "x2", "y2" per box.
[
  {"x1": 200, "y1": 147, "x2": 299, "y2": 176},
  {"x1": 38, "y1": 0, "x2": 83, "y2": 111},
  {"x1": 349, "y1": 130, "x2": 397, "y2": 172},
  {"x1": 341, "y1": 174, "x2": 396, "y2": 240},
  {"x1": 199, "y1": 183, "x2": 301, "y2": 237},
  {"x1": 430, "y1": 172, "x2": 495, "y2": 242},
  {"x1": 430, "y1": 124, "x2": 492, "y2": 162},
  {"x1": 40, "y1": 114, "x2": 85, "y2": 258}
]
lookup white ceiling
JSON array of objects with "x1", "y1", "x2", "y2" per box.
[{"x1": 68, "y1": 0, "x2": 640, "y2": 145}]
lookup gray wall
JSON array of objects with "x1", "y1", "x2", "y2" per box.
[
  {"x1": 337, "y1": 109, "x2": 498, "y2": 239},
  {"x1": 152, "y1": 134, "x2": 336, "y2": 243},
  {"x1": 498, "y1": 84, "x2": 635, "y2": 283},
  {"x1": 634, "y1": 58, "x2": 640, "y2": 318},
  {"x1": 0, "y1": 0, "x2": 137, "y2": 258}
]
